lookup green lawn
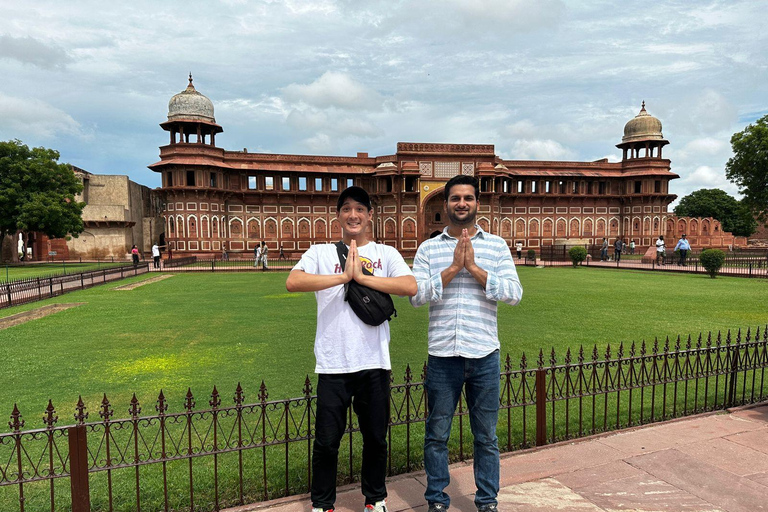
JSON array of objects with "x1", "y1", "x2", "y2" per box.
[
  {"x1": 1, "y1": 261, "x2": 131, "y2": 283},
  {"x1": 1, "y1": 267, "x2": 766, "y2": 419},
  {"x1": 1, "y1": 267, "x2": 767, "y2": 511}
]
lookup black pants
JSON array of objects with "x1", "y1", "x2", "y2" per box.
[
  {"x1": 153, "y1": 256, "x2": 160, "y2": 268},
  {"x1": 615, "y1": 250, "x2": 621, "y2": 262},
  {"x1": 312, "y1": 369, "x2": 390, "y2": 509},
  {"x1": 679, "y1": 249, "x2": 688, "y2": 265}
]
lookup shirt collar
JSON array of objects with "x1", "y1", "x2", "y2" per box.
[{"x1": 441, "y1": 224, "x2": 485, "y2": 240}]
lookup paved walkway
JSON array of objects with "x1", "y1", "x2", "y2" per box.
[{"x1": 226, "y1": 404, "x2": 768, "y2": 512}]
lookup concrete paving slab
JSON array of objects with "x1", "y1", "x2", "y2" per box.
[
  {"x1": 746, "y1": 472, "x2": 768, "y2": 488},
  {"x1": 575, "y1": 473, "x2": 723, "y2": 511},
  {"x1": 627, "y1": 448, "x2": 768, "y2": 512},
  {"x1": 554, "y1": 460, "x2": 645, "y2": 490},
  {"x1": 595, "y1": 413, "x2": 759, "y2": 457},
  {"x1": 729, "y1": 405, "x2": 768, "y2": 424},
  {"x1": 676, "y1": 437, "x2": 768, "y2": 477},
  {"x1": 498, "y1": 440, "x2": 625, "y2": 486},
  {"x1": 381, "y1": 475, "x2": 428, "y2": 511},
  {"x1": 497, "y1": 478, "x2": 604, "y2": 511},
  {"x1": 724, "y1": 428, "x2": 768, "y2": 455}
]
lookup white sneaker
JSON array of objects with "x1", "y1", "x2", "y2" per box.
[{"x1": 365, "y1": 501, "x2": 388, "y2": 512}]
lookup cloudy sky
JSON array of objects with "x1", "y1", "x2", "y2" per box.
[{"x1": 1, "y1": 0, "x2": 766, "y2": 206}]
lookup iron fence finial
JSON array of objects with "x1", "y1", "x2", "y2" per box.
[
  {"x1": 405, "y1": 364, "x2": 412, "y2": 383},
  {"x1": 564, "y1": 348, "x2": 572, "y2": 366},
  {"x1": 302, "y1": 377, "x2": 312, "y2": 398},
  {"x1": 184, "y1": 388, "x2": 195, "y2": 411},
  {"x1": 157, "y1": 390, "x2": 168, "y2": 415},
  {"x1": 43, "y1": 400, "x2": 58, "y2": 428},
  {"x1": 258, "y1": 381, "x2": 268, "y2": 404},
  {"x1": 129, "y1": 393, "x2": 141, "y2": 419},
  {"x1": 520, "y1": 352, "x2": 527, "y2": 370},
  {"x1": 550, "y1": 347, "x2": 557, "y2": 367},
  {"x1": 210, "y1": 386, "x2": 221, "y2": 409},
  {"x1": 421, "y1": 361, "x2": 428, "y2": 381},
  {"x1": 235, "y1": 382, "x2": 245, "y2": 404},
  {"x1": 537, "y1": 349, "x2": 544, "y2": 369},
  {"x1": 9, "y1": 403, "x2": 24, "y2": 432},
  {"x1": 99, "y1": 394, "x2": 113, "y2": 421},
  {"x1": 74, "y1": 396, "x2": 88, "y2": 424}
]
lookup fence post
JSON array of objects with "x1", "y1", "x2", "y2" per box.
[
  {"x1": 535, "y1": 368, "x2": 547, "y2": 446},
  {"x1": 68, "y1": 425, "x2": 91, "y2": 511},
  {"x1": 727, "y1": 343, "x2": 739, "y2": 407},
  {"x1": 6, "y1": 283, "x2": 11, "y2": 307}
]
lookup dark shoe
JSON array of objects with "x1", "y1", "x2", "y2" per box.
[
  {"x1": 477, "y1": 504, "x2": 498, "y2": 512},
  {"x1": 428, "y1": 504, "x2": 448, "y2": 512}
]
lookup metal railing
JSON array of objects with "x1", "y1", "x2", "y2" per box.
[
  {"x1": 1, "y1": 326, "x2": 766, "y2": 511},
  {"x1": 162, "y1": 256, "x2": 299, "y2": 272},
  {"x1": 0, "y1": 264, "x2": 150, "y2": 310},
  {"x1": 537, "y1": 245, "x2": 768, "y2": 277}
]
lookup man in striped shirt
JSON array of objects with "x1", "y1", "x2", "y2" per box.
[{"x1": 410, "y1": 175, "x2": 523, "y2": 512}]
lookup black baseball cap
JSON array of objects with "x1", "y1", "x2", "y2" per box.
[{"x1": 336, "y1": 186, "x2": 371, "y2": 211}]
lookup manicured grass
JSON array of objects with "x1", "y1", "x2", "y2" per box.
[
  {"x1": 1, "y1": 261, "x2": 130, "y2": 282},
  {"x1": 1, "y1": 267, "x2": 766, "y2": 419},
  {"x1": 1, "y1": 267, "x2": 766, "y2": 511}
]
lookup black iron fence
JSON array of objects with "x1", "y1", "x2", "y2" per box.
[
  {"x1": 1, "y1": 326, "x2": 766, "y2": 512},
  {"x1": 537, "y1": 245, "x2": 768, "y2": 277},
  {"x1": 0, "y1": 264, "x2": 150, "y2": 310},
  {"x1": 162, "y1": 256, "x2": 299, "y2": 272}
]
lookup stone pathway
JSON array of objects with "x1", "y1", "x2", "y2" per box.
[{"x1": 226, "y1": 404, "x2": 768, "y2": 512}]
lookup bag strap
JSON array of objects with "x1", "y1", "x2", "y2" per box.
[{"x1": 335, "y1": 241, "x2": 373, "y2": 276}]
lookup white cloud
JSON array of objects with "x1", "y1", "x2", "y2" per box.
[
  {"x1": 282, "y1": 72, "x2": 383, "y2": 111},
  {"x1": 509, "y1": 139, "x2": 576, "y2": 161},
  {"x1": 0, "y1": 93, "x2": 84, "y2": 139},
  {"x1": 0, "y1": 35, "x2": 72, "y2": 69}
]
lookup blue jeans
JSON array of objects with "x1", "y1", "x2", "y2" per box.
[{"x1": 424, "y1": 350, "x2": 500, "y2": 508}]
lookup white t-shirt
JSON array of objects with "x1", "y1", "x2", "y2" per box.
[
  {"x1": 152, "y1": 245, "x2": 160, "y2": 257},
  {"x1": 293, "y1": 242, "x2": 413, "y2": 374},
  {"x1": 656, "y1": 239, "x2": 665, "y2": 252}
]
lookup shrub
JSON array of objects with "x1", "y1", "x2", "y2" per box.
[
  {"x1": 699, "y1": 249, "x2": 725, "y2": 278},
  {"x1": 568, "y1": 246, "x2": 587, "y2": 266},
  {"x1": 527, "y1": 249, "x2": 536, "y2": 260}
]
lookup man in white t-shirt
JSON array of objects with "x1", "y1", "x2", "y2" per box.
[{"x1": 286, "y1": 186, "x2": 417, "y2": 512}]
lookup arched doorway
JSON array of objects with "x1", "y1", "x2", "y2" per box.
[{"x1": 422, "y1": 189, "x2": 446, "y2": 241}]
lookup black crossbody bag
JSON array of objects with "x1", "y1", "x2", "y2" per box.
[{"x1": 335, "y1": 241, "x2": 396, "y2": 326}]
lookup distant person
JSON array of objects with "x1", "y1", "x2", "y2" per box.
[
  {"x1": 254, "y1": 244, "x2": 261, "y2": 267},
  {"x1": 167, "y1": 246, "x2": 173, "y2": 260},
  {"x1": 655, "y1": 235, "x2": 665, "y2": 265},
  {"x1": 674, "y1": 234, "x2": 691, "y2": 266},
  {"x1": 222, "y1": 244, "x2": 228, "y2": 261},
  {"x1": 131, "y1": 245, "x2": 139, "y2": 265},
  {"x1": 279, "y1": 244, "x2": 287, "y2": 261},
  {"x1": 601, "y1": 238, "x2": 609, "y2": 261},
  {"x1": 515, "y1": 241, "x2": 523, "y2": 260},
  {"x1": 151, "y1": 243, "x2": 161, "y2": 269},
  {"x1": 629, "y1": 240, "x2": 635, "y2": 255},
  {"x1": 614, "y1": 237, "x2": 623, "y2": 262},
  {"x1": 260, "y1": 241, "x2": 269, "y2": 270}
]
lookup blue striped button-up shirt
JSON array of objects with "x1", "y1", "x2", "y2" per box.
[{"x1": 410, "y1": 226, "x2": 523, "y2": 358}]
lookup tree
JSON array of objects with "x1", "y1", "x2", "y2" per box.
[
  {"x1": 673, "y1": 188, "x2": 757, "y2": 237},
  {"x1": 0, "y1": 139, "x2": 85, "y2": 262},
  {"x1": 726, "y1": 114, "x2": 768, "y2": 224}
]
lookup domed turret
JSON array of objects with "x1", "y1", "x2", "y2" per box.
[
  {"x1": 168, "y1": 74, "x2": 216, "y2": 123},
  {"x1": 616, "y1": 102, "x2": 668, "y2": 160},
  {"x1": 160, "y1": 74, "x2": 223, "y2": 146},
  {"x1": 622, "y1": 102, "x2": 664, "y2": 143}
]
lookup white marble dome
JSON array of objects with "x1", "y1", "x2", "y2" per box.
[
  {"x1": 168, "y1": 74, "x2": 215, "y2": 123},
  {"x1": 622, "y1": 102, "x2": 663, "y2": 143}
]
